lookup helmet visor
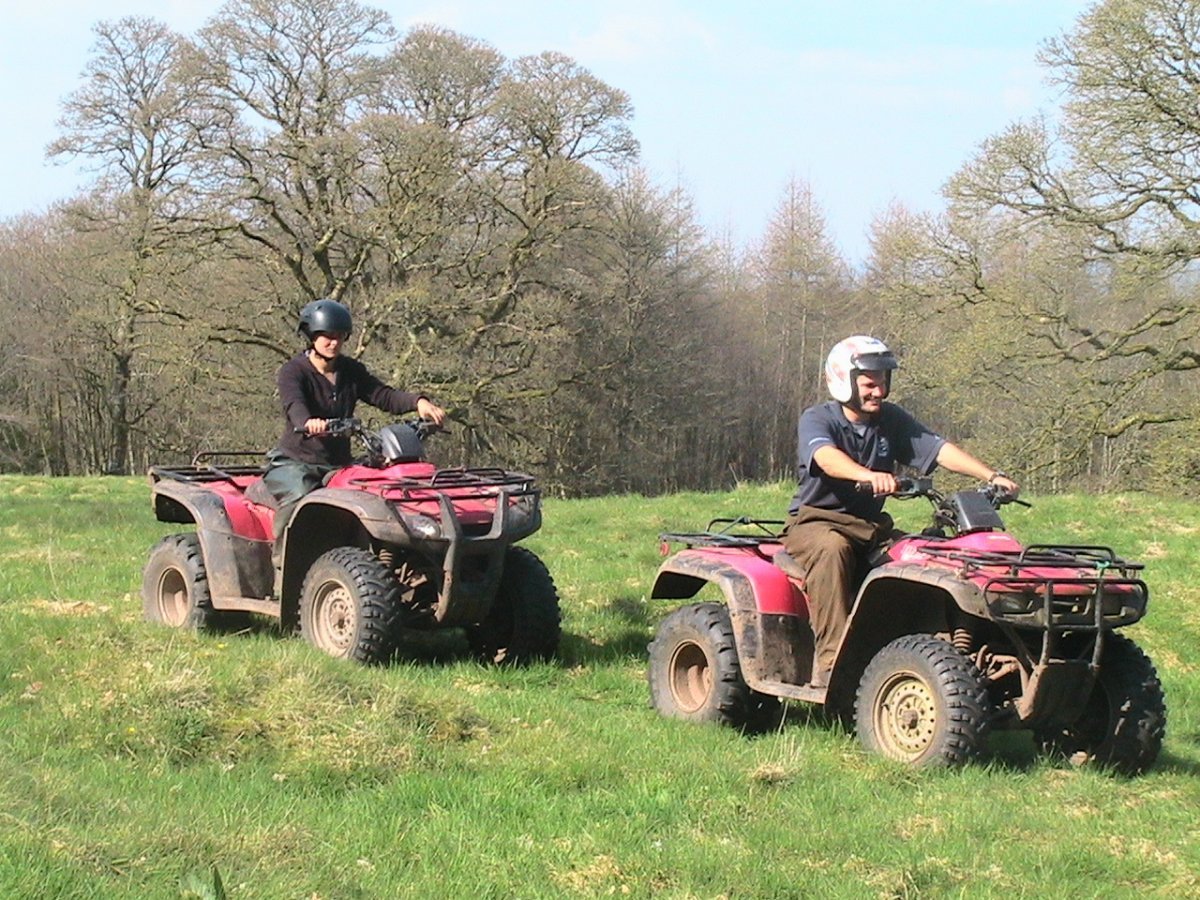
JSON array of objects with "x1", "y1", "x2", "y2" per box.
[{"x1": 852, "y1": 351, "x2": 898, "y2": 372}]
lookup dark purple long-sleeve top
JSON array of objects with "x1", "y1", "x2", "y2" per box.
[{"x1": 274, "y1": 352, "x2": 423, "y2": 465}]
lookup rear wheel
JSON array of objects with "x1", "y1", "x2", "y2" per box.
[
  {"x1": 465, "y1": 547, "x2": 561, "y2": 664},
  {"x1": 856, "y1": 634, "x2": 991, "y2": 767},
  {"x1": 647, "y1": 602, "x2": 781, "y2": 732},
  {"x1": 1035, "y1": 634, "x2": 1166, "y2": 775},
  {"x1": 299, "y1": 547, "x2": 402, "y2": 664},
  {"x1": 142, "y1": 534, "x2": 219, "y2": 631}
]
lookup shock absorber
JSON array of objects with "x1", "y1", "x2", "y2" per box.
[{"x1": 952, "y1": 626, "x2": 975, "y2": 655}]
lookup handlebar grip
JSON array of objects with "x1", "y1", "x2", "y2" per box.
[
  {"x1": 855, "y1": 476, "x2": 918, "y2": 495},
  {"x1": 295, "y1": 417, "x2": 361, "y2": 437}
]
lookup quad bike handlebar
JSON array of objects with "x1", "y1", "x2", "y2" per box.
[
  {"x1": 296, "y1": 416, "x2": 444, "y2": 439},
  {"x1": 856, "y1": 476, "x2": 1027, "y2": 506},
  {"x1": 296, "y1": 417, "x2": 445, "y2": 467},
  {"x1": 855, "y1": 476, "x2": 1029, "y2": 537}
]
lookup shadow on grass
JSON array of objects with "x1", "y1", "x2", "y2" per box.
[
  {"x1": 981, "y1": 731, "x2": 1041, "y2": 773},
  {"x1": 1150, "y1": 749, "x2": 1200, "y2": 776},
  {"x1": 540, "y1": 594, "x2": 656, "y2": 665},
  {"x1": 213, "y1": 615, "x2": 502, "y2": 667},
  {"x1": 215, "y1": 617, "x2": 653, "y2": 670},
  {"x1": 729, "y1": 705, "x2": 1084, "y2": 773},
  {"x1": 558, "y1": 628, "x2": 650, "y2": 666},
  {"x1": 391, "y1": 627, "x2": 472, "y2": 664},
  {"x1": 608, "y1": 595, "x2": 651, "y2": 625},
  {"x1": 985, "y1": 730, "x2": 1196, "y2": 777},
  {"x1": 211, "y1": 592, "x2": 658, "y2": 668}
]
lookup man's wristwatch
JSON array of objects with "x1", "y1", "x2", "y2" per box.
[{"x1": 988, "y1": 470, "x2": 1009, "y2": 484}]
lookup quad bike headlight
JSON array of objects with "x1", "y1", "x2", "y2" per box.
[
  {"x1": 511, "y1": 492, "x2": 536, "y2": 523},
  {"x1": 404, "y1": 514, "x2": 443, "y2": 540},
  {"x1": 994, "y1": 591, "x2": 1037, "y2": 615}
]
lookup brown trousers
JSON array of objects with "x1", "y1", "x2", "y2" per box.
[{"x1": 781, "y1": 506, "x2": 895, "y2": 675}]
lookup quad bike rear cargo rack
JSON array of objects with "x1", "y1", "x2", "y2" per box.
[
  {"x1": 659, "y1": 517, "x2": 786, "y2": 553},
  {"x1": 149, "y1": 450, "x2": 267, "y2": 485}
]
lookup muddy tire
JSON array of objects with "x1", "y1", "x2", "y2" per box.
[
  {"x1": 465, "y1": 547, "x2": 561, "y2": 665},
  {"x1": 142, "y1": 534, "x2": 220, "y2": 631},
  {"x1": 856, "y1": 634, "x2": 991, "y2": 767},
  {"x1": 299, "y1": 547, "x2": 402, "y2": 664},
  {"x1": 647, "y1": 602, "x2": 781, "y2": 732},
  {"x1": 1035, "y1": 634, "x2": 1166, "y2": 775}
]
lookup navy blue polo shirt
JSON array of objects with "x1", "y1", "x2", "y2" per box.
[{"x1": 788, "y1": 401, "x2": 945, "y2": 520}]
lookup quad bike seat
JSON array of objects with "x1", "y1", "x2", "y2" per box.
[
  {"x1": 244, "y1": 478, "x2": 278, "y2": 509},
  {"x1": 773, "y1": 549, "x2": 807, "y2": 581}
]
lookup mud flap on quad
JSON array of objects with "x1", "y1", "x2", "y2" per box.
[{"x1": 1015, "y1": 660, "x2": 1096, "y2": 725}]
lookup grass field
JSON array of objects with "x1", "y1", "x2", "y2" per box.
[{"x1": 1, "y1": 475, "x2": 1198, "y2": 898}]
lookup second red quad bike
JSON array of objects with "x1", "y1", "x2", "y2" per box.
[
  {"x1": 647, "y1": 479, "x2": 1166, "y2": 773},
  {"x1": 142, "y1": 418, "x2": 561, "y2": 665}
]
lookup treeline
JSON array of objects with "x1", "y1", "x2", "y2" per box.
[{"x1": 1, "y1": 0, "x2": 1197, "y2": 498}]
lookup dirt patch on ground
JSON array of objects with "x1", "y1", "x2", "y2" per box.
[{"x1": 28, "y1": 599, "x2": 110, "y2": 616}]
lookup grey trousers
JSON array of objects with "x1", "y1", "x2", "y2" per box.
[{"x1": 261, "y1": 451, "x2": 336, "y2": 542}]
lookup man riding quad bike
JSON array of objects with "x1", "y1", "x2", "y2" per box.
[
  {"x1": 647, "y1": 478, "x2": 1166, "y2": 773},
  {"x1": 648, "y1": 336, "x2": 1164, "y2": 773}
]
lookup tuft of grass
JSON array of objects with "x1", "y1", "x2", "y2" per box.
[{"x1": 0, "y1": 475, "x2": 1199, "y2": 896}]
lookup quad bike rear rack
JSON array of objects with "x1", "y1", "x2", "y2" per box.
[
  {"x1": 659, "y1": 516, "x2": 785, "y2": 552},
  {"x1": 149, "y1": 458, "x2": 267, "y2": 485}
]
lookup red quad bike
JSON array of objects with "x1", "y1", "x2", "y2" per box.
[
  {"x1": 142, "y1": 418, "x2": 561, "y2": 665},
  {"x1": 647, "y1": 479, "x2": 1167, "y2": 773}
]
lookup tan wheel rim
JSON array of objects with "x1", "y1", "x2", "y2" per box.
[
  {"x1": 668, "y1": 639, "x2": 712, "y2": 713},
  {"x1": 311, "y1": 580, "x2": 356, "y2": 656},
  {"x1": 873, "y1": 670, "x2": 938, "y2": 761},
  {"x1": 156, "y1": 567, "x2": 189, "y2": 627}
]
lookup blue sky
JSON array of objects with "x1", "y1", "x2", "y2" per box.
[{"x1": 1, "y1": 0, "x2": 1091, "y2": 264}]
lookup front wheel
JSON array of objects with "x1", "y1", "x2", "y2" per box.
[
  {"x1": 1035, "y1": 634, "x2": 1166, "y2": 775},
  {"x1": 142, "y1": 534, "x2": 219, "y2": 631},
  {"x1": 647, "y1": 603, "x2": 781, "y2": 732},
  {"x1": 464, "y1": 547, "x2": 561, "y2": 665},
  {"x1": 299, "y1": 547, "x2": 402, "y2": 664},
  {"x1": 856, "y1": 634, "x2": 991, "y2": 767}
]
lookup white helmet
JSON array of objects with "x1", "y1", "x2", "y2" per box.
[{"x1": 825, "y1": 335, "x2": 899, "y2": 403}]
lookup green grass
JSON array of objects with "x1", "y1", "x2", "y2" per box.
[{"x1": 1, "y1": 475, "x2": 1199, "y2": 897}]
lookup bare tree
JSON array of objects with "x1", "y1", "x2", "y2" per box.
[
  {"x1": 186, "y1": 0, "x2": 396, "y2": 310},
  {"x1": 48, "y1": 16, "x2": 213, "y2": 474},
  {"x1": 748, "y1": 178, "x2": 851, "y2": 479},
  {"x1": 947, "y1": 0, "x2": 1200, "y2": 402}
]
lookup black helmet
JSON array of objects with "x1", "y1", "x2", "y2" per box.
[{"x1": 298, "y1": 298, "x2": 353, "y2": 339}]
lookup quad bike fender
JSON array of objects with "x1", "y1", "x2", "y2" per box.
[
  {"x1": 651, "y1": 548, "x2": 805, "y2": 616},
  {"x1": 652, "y1": 550, "x2": 813, "y2": 690},
  {"x1": 150, "y1": 480, "x2": 273, "y2": 603},
  {"x1": 280, "y1": 488, "x2": 412, "y2": 619},
  {"x1": 835, "y1": 562, "x2": 986, "y2": 680},
  {"x1": 289, "y1": 488, "x2": 403, "y2": 542}
]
